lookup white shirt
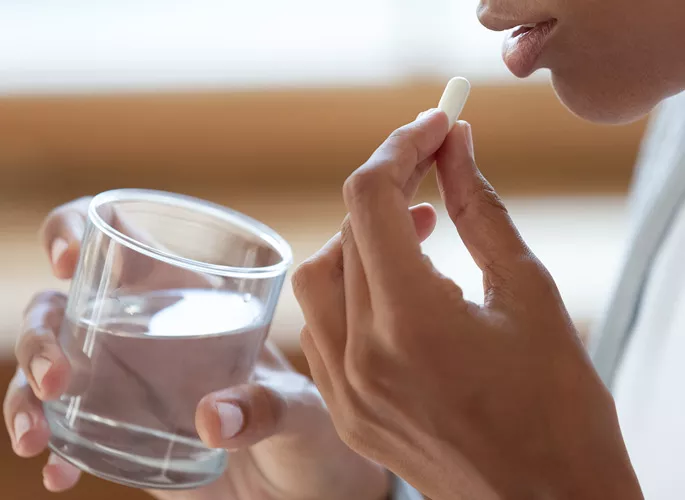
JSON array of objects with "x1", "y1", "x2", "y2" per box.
[{"x1": 593, "y1": 90, "x2": 685, "y2": 498}]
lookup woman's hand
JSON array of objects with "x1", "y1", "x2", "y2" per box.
[
  {"x1": 3, "y1": 198, "x2": 442, "y2": 500},
  {"x1": 292, "y1": 110, "x2": 644, "y2": 500}
]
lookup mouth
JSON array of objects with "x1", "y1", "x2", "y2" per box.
[
  {"x1": 502, "y1": 19, "x2": 558, "y2": 78},
  {"x1": 511, "y1": 23, "x2": 541, "y2": 38}
]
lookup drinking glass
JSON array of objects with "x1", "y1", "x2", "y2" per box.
[{"x1": 43, "y1": 189, "x2": 292, "y2": 489}]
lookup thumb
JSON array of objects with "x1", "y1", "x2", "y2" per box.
[
  {"x1": 409, "y1": 202, "x2": 438, "y2": 242},
  {"x1": 195, "y1": 372, "x2": 325, "y2": 450},
  {"x1": 436, "y1": 121, "x2": 532, "y2": 291}
]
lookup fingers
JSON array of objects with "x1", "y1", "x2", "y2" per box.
[
  {"x1": 436, "y1": 121, "x2": 532, "y2": 288},
  {"x1": 293, "y1": 203, "x2": 438, "y2": 395},
  {"x1": 5, "y1": 291, "x2": 81, "y2": 492},
  {"x1": 341, "y1": 219, "x2": 371, "y2": 330},
  {"x1": 3, "y1": 369, "x2": 51, "y2": 457},
  {"x1": 195, "y1": 371, "x2": 323, "y2": 450},
  {"x1": 43, "y1": 453, "x2": 82, "y2": 492},
  {"x1": 362, "y1": 109, "x2": 449, "y2": 195},
  {"x1": 40, "y1": 197, "x2": 91, "y2": 280},
  {"x1": 300, "y1": 326, "x2": 334, "y2": 400},
  {"x1": 410, "y1": 203, "x2": 438, "y2": 242},
  {"x1": 3, "y1": 371, "x2": 81, "y2": 491},
  {"x1": 343, "y1": 110, "x2": 450, "y2": 296},
  {"x1": 292, "y1": 232, "x2": 348, "y2": 384},
  {"x1": 341, "y1": 219, "x2": 385, "y2": 394},
  {"x1": 15, "y1": 291, "x2": 70, "y2": 400}
]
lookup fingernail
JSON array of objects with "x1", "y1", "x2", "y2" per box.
[
  {"x1": 417, "y1": 108, "x2": 440, "y2": 121},
  {"x1": 30, "y1": 356, "x2": 53, "y2": 388},
  {"x1": 14, "y1": 412, "x2": 32, "y2": 444},
  {"x1": 43, "y1": 454, "x2": 61, "y2": 490},
  {"x1": 216, "y1": 402, "x2": 244, "y2": 439},
  {"x1": 455, "y1": 121, "x2": 474, "y2": 158},
  {"x1": 464, "y1": 122, "x2": 474, "y2": 157},
  {"x1": 42, "y1": 472, "x2": 53, "y2": 492},
  {"x1": 51, "y1": 238, "x2": 69, "y2": 265}
]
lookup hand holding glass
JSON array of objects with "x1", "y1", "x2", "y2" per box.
[{"x1": 43, "y1": 189, "x2": 292, "y2": 489}]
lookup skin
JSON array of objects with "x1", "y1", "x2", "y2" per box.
[
  {"x1": 5, "y1": 197, "x2": 440, "y2": 500},
  {"x1": 289, "y1": 1, "x2": 685, "y2": 496},
  {"x1": 478, "y1": 0, "x2": 685, "y2": 123},
  {"x1": 294, "y1": 112, "x2": 644, "y2": 499}
]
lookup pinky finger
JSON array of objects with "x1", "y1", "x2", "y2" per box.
[{"x1": 42, "y1": 453, "x2": 82, "y2": 492}]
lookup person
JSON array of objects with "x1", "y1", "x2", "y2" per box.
[
  {"x1": 291, "y1": 0, "x2": 685, "y2": 496},
  {"x1": 5, "y1": 0, "x2": 685, "y2": 496}
]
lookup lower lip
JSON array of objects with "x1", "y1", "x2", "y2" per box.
[{"x1": 502, "y1": 20, "x2": 557, "y2": 78}]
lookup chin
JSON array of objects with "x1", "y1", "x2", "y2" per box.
[{"x1": 550, "y1": 71, "x2": 662, "y2": 125}]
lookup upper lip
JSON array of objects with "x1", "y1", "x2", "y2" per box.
[{"x1": 477, "y1": 6, "x2": 554, "y2": 32}]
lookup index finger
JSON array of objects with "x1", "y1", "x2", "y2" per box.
[
  {"x1": 342, "y1": 110, "x2": 449, "y2": 293},
  {"x1": 40, "y1": 197, "x2": 91, "y2": 280}
]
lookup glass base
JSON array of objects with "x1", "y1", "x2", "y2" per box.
[{"x1": 46, "y1": 404, "x2": 227, "y2": 490}]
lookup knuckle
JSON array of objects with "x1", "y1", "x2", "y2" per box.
[
  {"x1": 56, "y1": 197, "x2": 92, "y2": 218},
  {"x1": 474, "y1": 181, "x2": 507, "y2": 215},
  {"x1": 510, "y1": 255, "x2": 561, "y2": 299},
  {"x1": 336, "y1": 407, "x2": 377, "y2": 457},
  {"x1": 299, "y1": 326, "x2": 314, "y2": 350},
  {"x1": 3, "y1": 379, "x2": 33, "y2": 419},
  {"x1": 343, "y1": 167, "x2": 385, "y2": 207},
  {"x1": 14, "y1": 326, "x2": 55, "y2": 361},
  {"x1": 44, "y1": 204, "x2": 67, "y2": 224},
  {"x1": 447, "y1": 178, "x2": 507, "y2": 226},
  {"x1": 384, "y1": 130, "x2": 418, "y2": 165},
  {"x1": 23, "y1": 290, "x2": 67, "y2": 317},
  {"x1": 41, "y1": 196, "x2": 91, "y2": 239},
  {"x1": 72, "y1": 196, "x2": 94, "y2": 209},
  {"x1": 388, "y1": 124, "x2": 415, "y2": 146},
  {"x1": 291, "y1": 260, "x2": 319, "y2": 300},
  {"x1": 292, "y1": 249, "x2": 342, "y2": 302}
]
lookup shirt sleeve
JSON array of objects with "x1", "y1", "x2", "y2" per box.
[{"x1": 391, "y1": 475, "x2": 423, "y2": 500}]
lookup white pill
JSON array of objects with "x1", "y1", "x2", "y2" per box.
[{"x1": 437, "y1": 77, "x2": 471, "y2": 130}]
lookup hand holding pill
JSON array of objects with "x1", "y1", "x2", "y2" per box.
[{"x1": 293, "y1": 78, "x2": 641, "y2": 500}]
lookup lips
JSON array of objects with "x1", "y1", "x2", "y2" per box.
[{"x1": 502, "y1": 19, "x2": 557, "y2": 78}]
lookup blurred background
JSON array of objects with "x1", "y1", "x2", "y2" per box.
[{"x1": 0, "y1": 1, "x2": 646, "y2": 498}]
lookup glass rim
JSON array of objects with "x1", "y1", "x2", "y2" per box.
[{"x1": 89, "y1": 189, "x2": 293, "y2": 279}]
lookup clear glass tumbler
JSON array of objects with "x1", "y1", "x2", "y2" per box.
[{"x1": 43, "y1": 189, "x2": 292, "y2": 490}]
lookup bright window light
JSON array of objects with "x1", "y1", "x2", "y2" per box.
[{"x1": 0, "y1": 0, "x2": 541, "y2": 94}]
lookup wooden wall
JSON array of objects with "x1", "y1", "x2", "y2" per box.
[{"x1": 0, "y1": 83, "x2": 645, "y2": 204}]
